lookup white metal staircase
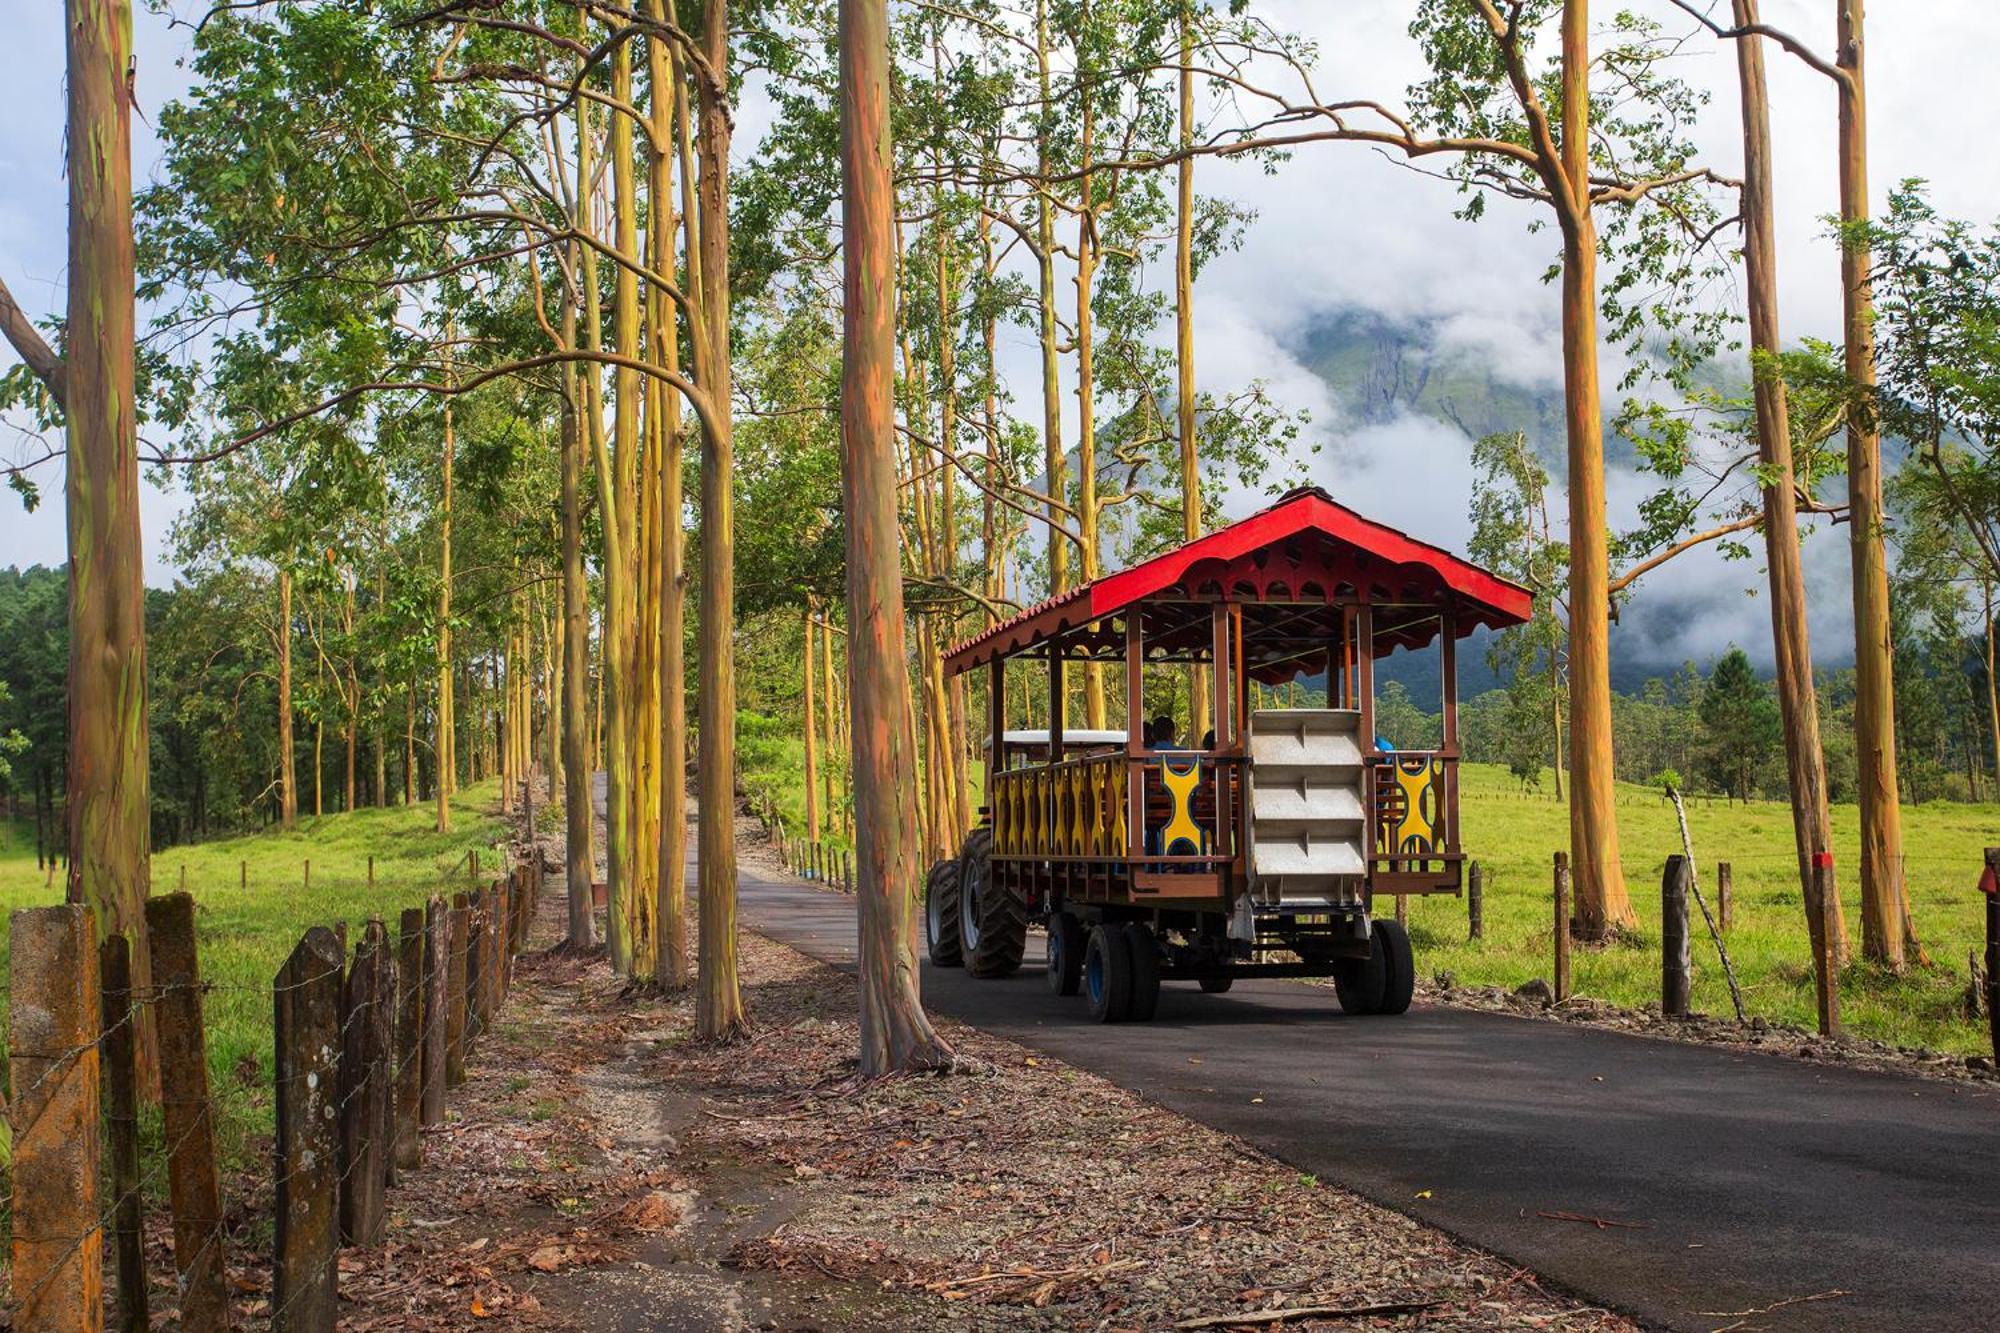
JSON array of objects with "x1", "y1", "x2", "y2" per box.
[{"x1": 1244, "y1": 708, "x2": 1368, "y2": 909}]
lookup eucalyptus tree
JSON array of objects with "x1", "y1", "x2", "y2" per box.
[
  {"x1": 1669, "y1": 0, "x2": 1913, "y2": 973},
  {"x1": 0, "y1": 0, "x2": 159, "y2": 1087},
  {"x1": 840, "y1": 0, "x2": 958, "y2": 1075}
]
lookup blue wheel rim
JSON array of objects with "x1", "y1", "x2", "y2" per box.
[
  {"x1": 1085, "y1": 941, "x2": 1103, "y2": 1004},
  {"x1": 1048, "y1": 931, "x2": 1063, "y2": 977}
]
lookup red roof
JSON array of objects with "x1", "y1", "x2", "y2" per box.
[{"x1": 943, "y1": 486, "x2": 1533, "y2": 675}]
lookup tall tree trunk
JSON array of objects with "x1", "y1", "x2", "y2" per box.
[
  {"x1": 840, "y1": 0, "x2": 955, "y2": 1074},
  {"x1": 1074, "y1": 6, "x2": 1107, "y2": 730},
  {"x1": 1557, "y1": 0, "x2": 1632, "y2": 936},
  {"x1": 803, "y1": 609, "x2": 822, "y2": 840},
  {"x1": 404, "y1": 684, "x2": 415, "y2": 807},
  {"x1": 652, "y1": 14, "x2": 691, "y2": 990},
  {"x1": 437, "y1": 361, "x2": 456, "y2": 833},
  {"x1": 821, "y1": 612, "x2": 842, "y2": 836},
  {"x1": 279, "y1": 570, "x2": 297, "y2": 830},
  {"x1": 1733, "y1": 0, "x2": 1848, "y2": 964},
  {"x1": 1832, "y1": 0, "x2": 1912, "y2": 963},
  {"x1": 694, "y1": 0, "x2": 747, "y2": 1040},
  {"x1": 64, "y1": 0, "x2": 155, "y2": 1089},
  {"x1": 560, "y1": 344, "x2": 597, "y2": 951},
  {"x1": 575, "y1": 75, "x2": 632, "y2": 971},
  {"x1": 1987, "y1": 585, "x2": 1999, "y2": 799},
  {"x1": 1176, "y1": 6, "x2": 1210, "y2": 743},
  {"x1": 1034, "y1": 0, "x2": 1067, "y2": 595}
]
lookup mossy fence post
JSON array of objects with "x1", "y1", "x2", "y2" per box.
[
  {"x1": 148, "y1": 892, "x2": 230, "y2": 1328},
  {"x1": 446, "y1": 893, "x2": 470, "y2": 1085},
  {"x1": 1716, "y1": 860, "x2": 1733, "y2": 934},
  {"x1": 8, "y1": 904, "x2": 102, "y2": 1331},
  {"x1": 338, "y1": 919, "x2": 391, "y2": 1246},
  {"x1": 394, "y1": 907, "x2": 425, "y2": 1173},
  {"x1": 1662, "y1": 856, "x2": 1692, "y2": 1018},
  {"x1": 1552, "y1": 851, "x2": 1571, "y2": 1004},
  {"x1": 101, "y1": 932, "x2": 147, "y2": 1333},
  {"x1": 1981, "y1": 847, "x2": 1997, "y2": 1063},
  {"x1": 274, "y1": 926, "x2": 343, "y2": 1331},
  {"x1": 421, "y1": 895, "x2": 450, "y2": 1124},
  {"x1": 1467, "y1": 861, "x2": 1484, "y2": 941}
]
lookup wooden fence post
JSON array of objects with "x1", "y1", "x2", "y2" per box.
[
  {"x1": 1716, "y1": 861, "x2": 1733, "y2": 934},
  {"x1": 446, "y1": 894, "x2": 470, "y2": 1085},
  {"x1": 421, "y1": 896, "x2": 449, "y2": 1125},
  {"x1": 240, "y1": 859, "x2": 247, "y2": 889},
  {"x1": 1984, "y1": 848, "x2": 1999, "y2": 1063},
  {"x1": 147, "y1": 892, "x2": 230, "y2": 1329},
  {"x1": 274, "y1": 925, "x2": 343, "y2": 1330},
  {"x1": 1553, "y1": 852, "x2": 1571, "y2": 1004},
  {"x1": 100, "y1": 933, "x2": 147, "y2": 1333},
  {"x1": 463, "y1": 892, "x2": 486, "y2": 1051},
  {"x1": 393, "y1": 907, "x2": 424, "y2": 1172},
  {"x1": 1812, "y1": 851, "x2": 1841, "y2": 1038},
  {"x1": 1467, "y1": 861, "x2": 1484, "y2": 941},
  {"x1": 303, "y1": 858, "x2": 310, "y2": 891},
  {"x1": 1662, "y1": 856, "x2": 1692, "y2": 1018},
  {"x1": 338, "y1": 920, "x2": 390, "y2": 1246},
  {"x1": 8, "y1": 905, "x2": 102, "y2": 1331},
  {"x1": 367, "y1": 855, "x2": 375, "y2": 888}
]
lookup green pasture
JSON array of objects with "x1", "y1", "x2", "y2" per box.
[
  {"x1": 1426, "y1": 762, "x2": 1997, "y2": 1057},
  {"x1": 0, "y1": 782, "x2": 509, "y2": 1176}
]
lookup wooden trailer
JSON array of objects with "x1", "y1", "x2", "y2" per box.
[{"x1": 924, "y1": 485, "x2": 1533, "y2": 1022}]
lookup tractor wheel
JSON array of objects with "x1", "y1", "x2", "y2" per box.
[
  {"x1": 1374, "y1": 917, "x2": 1416, "y2": 1016},
  {"x1": 1122, "y1": 923, "x2": 1162, "y2": 1022},
  {"x1": 1046, "y1": 911, "x2": 1085, "y2": 996},
  {"x1": 924, "y1": 859, "x2": 963, "y2": 968},
  {"x1": 1083, "y1": 924, "x2": 1133, "y2": 1023},
  {"x1": 1198, "y1": 972, "x2": 1234, "y2": 994},
  {"x1": 959, "y1": 827, "x2": 1025, "y2": 979},
  {"x1": 1334, "y1": 926, "x2": 1388, "y2": 1016}
]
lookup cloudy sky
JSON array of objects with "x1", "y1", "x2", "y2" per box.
[{"x1": 3, "y1": 2, "x2": 1998, "y2": 668}]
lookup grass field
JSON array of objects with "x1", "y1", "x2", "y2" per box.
[
  {"x1": 0, "y1": 782, "x2": 510, "y2": 1174},
  {"x1": 1426, "y1": 762, "x2": 1997, "y2": 1056},
  {"x1": 737, "y1": 714, "x2": 1997, "y2": 1057}
]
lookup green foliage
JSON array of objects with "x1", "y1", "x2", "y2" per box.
[{"x1": 1698, "y1": 647, "x2": 1781, "y2": 802}]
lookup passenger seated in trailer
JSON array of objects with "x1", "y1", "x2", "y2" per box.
[{"x1": 1150, "y1": 714, "x2": 1185, "y2": 750}]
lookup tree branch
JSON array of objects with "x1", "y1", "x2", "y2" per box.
[{"x1": 0, "y1": 275, "x2": 64, "y2": 409}]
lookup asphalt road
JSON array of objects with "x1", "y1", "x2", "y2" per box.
[
  {"x1": 596, "y1": 780, "x2": 2000, "y2": 1330},
  {"x1": 729, "y1": 868, "x2": 2000, "y2": 1332}
]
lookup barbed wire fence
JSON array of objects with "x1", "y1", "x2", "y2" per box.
[{"x1": 2, "y1": 839, "x2": 549, "y2": 1331}]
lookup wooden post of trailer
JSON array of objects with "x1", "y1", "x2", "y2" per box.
[
  {"x1": 1126, "y1": 616, "x2": 1145, "y2": 860},
  {"x1": 1211, "y1": 604, "x2": 1233, "y2": 864}
]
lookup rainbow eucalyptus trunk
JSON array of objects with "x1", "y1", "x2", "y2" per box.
[
  {"x1": 1556, "y1": 0, "x2": 1631, "y2": 937},
  {"x1": 65, "y1": 0, "x2": 155, "y2": 1088},
  {"x1": 693, "y1": 0, "x2": 747, "y2": 1040},
  {"x1": 839, "y1": 0, "x2": 955, "y2": 1075},
  {"x1": 1732, "y1": 0, "x2": 1847, "y2": 961},
  {"x1": 1834, "y1": 0, "x2": 1914, "y2": 965},
  {"x1": 278, "y1": 569, "x2": 297, "y2": 830},
  {"x1": 560, "y1": 374, "x2": 597, "y2": 951}
]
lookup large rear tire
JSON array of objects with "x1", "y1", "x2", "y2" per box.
[
  {"x1": 1083, "y1": 924, "x2": 1133, "y2": 1023},
  {"x1": 1334, "y1": 925, "x2": 1388, "y2": 1016},
  {"x1": 924, "y1": 860, "x2": 963, "y2": 968},
  {"x1": 1374, "y1": 917, "x2": 1416, "y2": 1016},
  {"x1": 1046, "y1": 911, "x2": 1085, "y2": 996},
  {"x1": 1122, "y1": 923, "x2": 1162, "y2": 1022},
  {"x1": 960, "y1": 827, "x2": 1025, "y2": 978}
]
